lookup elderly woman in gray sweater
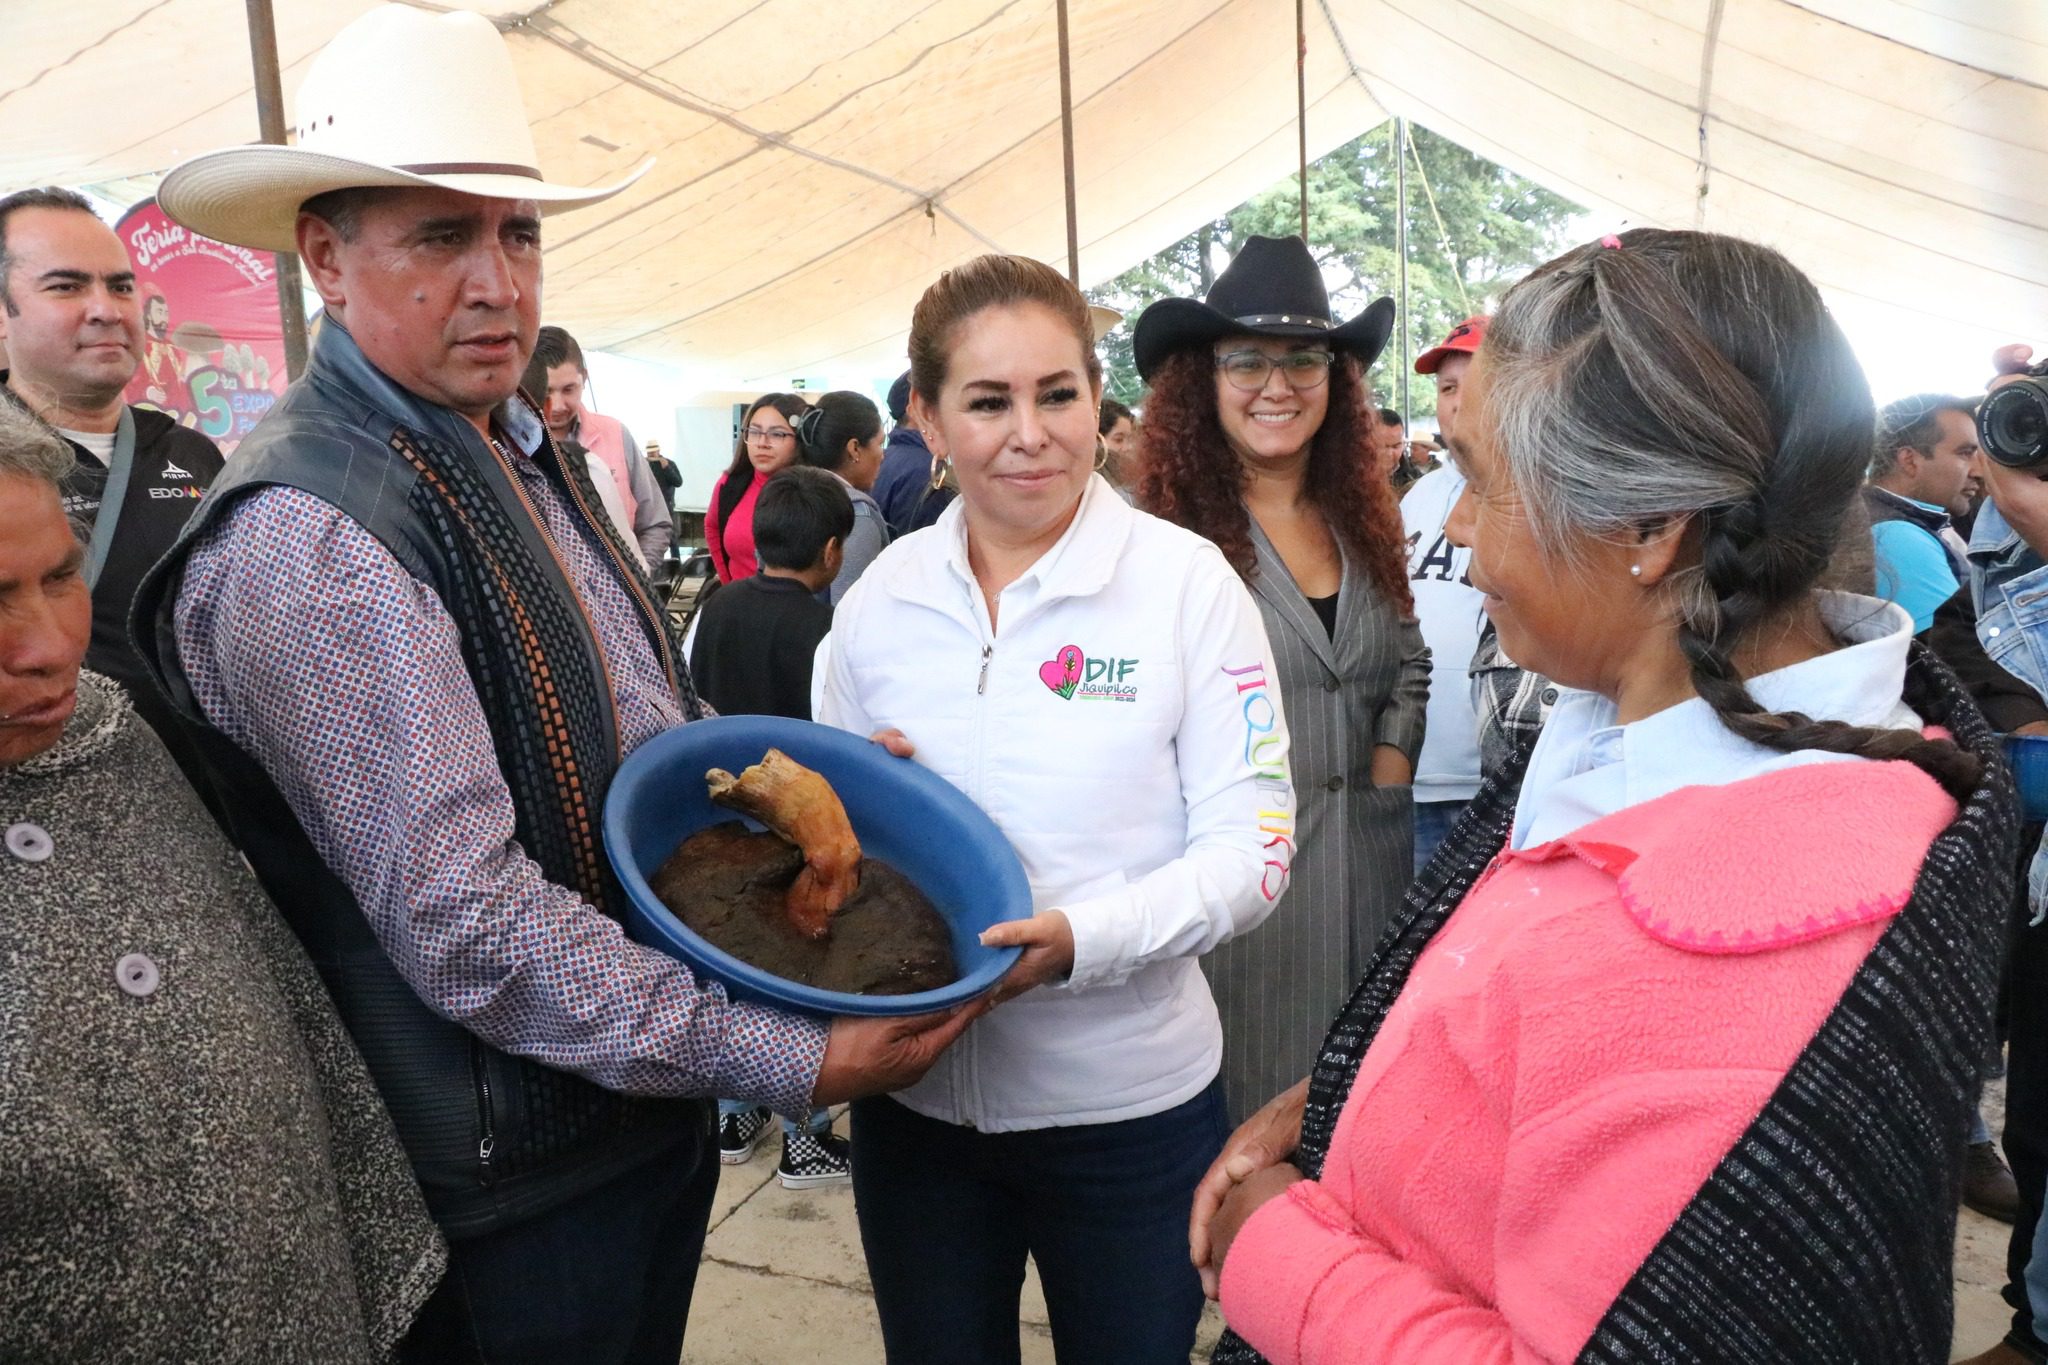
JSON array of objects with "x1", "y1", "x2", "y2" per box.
[{"x1": 0, "y1": 403, "x2": 442, "y2": 1361}]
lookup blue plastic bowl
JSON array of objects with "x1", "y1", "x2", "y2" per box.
[
  {"x1": 603, "y1": 715, "x2": 1028, "y2": 1016},
  {"x1": 2005, "y1": 734, "x2": 2048, "y2": 824}
]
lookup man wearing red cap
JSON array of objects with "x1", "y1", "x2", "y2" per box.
[{"x1": 1401, "y1": 317, "x2": 1490, "y2": 869}]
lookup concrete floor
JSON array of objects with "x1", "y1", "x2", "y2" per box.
[
  {"x1": 682, "y1": 1099, "x2": 2019, "y2": 1364},
  {"x1": 684, "y1": 1107, "x2": 1223, "y2": 1364},
  {"x1": 1954, "y1": 1073, "x2": 2021, "y2": 1362},
  {"x1": 1956, "y1": 1202, "x2": 2016, "y2": 1362}
]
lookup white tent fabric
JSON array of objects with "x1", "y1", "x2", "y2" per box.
[{"x1": 2, "y1": 1, "x2": 2043, "y2": 386}]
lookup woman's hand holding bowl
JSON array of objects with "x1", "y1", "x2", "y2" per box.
[
  {"x1": 979, "y1": 911, "x2": 1075, "y2": 1004},
  {"x1": 868, "y1": 728, "x2": 916, "y2": 758},
  {"x1": 873, "y1": 726, "x2": 1075, "y2": 1005}
]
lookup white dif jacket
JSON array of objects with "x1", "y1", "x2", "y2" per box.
[{"x1": 820, "y1": 475, "x2": 1296, "y2": 1130}]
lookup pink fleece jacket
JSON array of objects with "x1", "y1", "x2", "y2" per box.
[{"x1": 1218, "y1": 759, "x2": 1957, "y2": 1365}]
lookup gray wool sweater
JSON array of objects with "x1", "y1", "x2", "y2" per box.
[{"x1": 0, "y1": 672, "x2": 444, "y2": 1362}]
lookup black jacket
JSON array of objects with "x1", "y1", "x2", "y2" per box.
[
  {"x1": 689, "y1": 574, "x2": 833, "y2": 720},
  {"x1": 1, "y1": 380, "x2": 225, "y2": 796},
  {"x1": 872, "y1": 425, "x2": 952, "y2": 538}
]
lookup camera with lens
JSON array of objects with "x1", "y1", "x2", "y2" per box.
[{"x1": 1980, "y1": 360, "x2": 2048, "y2": 468}]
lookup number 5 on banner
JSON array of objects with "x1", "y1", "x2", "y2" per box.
[{"x1": 187, "y1": 367, "x2": 234, "y2": 440}]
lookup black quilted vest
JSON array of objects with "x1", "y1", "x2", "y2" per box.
[{"x1": 132, "y1": 320, "x2": 709, "y2": 1239}]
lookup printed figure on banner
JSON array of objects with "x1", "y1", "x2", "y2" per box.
[{"x1": 117, "y1": 198, "x2": 289, "y2": 452}]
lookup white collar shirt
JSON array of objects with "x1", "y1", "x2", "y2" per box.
[{"x1": 1513, "y1": 593, "x2": 1921, "y2": 851}]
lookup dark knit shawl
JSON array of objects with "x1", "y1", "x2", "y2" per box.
[
  {"x1": 1213, "y1": 644, "x2": 2016, "y2": 1364},
  {"x1": 0, "y1": 674, "x2": 445, "y2": 1361}
]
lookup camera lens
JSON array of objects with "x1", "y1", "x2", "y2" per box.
[{"x1": 1980, "y1": 378, "x2": 2048, "y2": 469}]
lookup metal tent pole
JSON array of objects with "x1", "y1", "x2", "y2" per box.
[
  {"x1": 1395, "y1": 116, "x2": 1410, "y2": 424},
  {"x1": 244, "y1": 0, "x2": 308, "y2": 380},
  {"x1": 1056, "y1": 0, "x2": 1080, "y2": 286},
  {"x1": 1296, "y1": 0, "x2": 1309, "y2": 240}
]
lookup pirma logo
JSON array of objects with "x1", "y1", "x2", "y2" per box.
[{"x1": 159, "y1": 460, "x2": 192, "y2": 481}]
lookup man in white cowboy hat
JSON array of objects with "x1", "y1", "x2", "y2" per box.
[{"x1": 133, "y1": 8, "x2": 977, "y2": 1362}]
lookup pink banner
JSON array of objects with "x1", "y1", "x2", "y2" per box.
[{"x1": 116, "y1": 198, "x2": 288, "y2": 453}]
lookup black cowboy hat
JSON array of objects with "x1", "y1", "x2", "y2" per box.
[{"x1": 1132, "y1": 235, "x2": 1397, "y2": 382}]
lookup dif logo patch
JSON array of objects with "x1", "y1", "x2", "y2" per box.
[{"x1": 1038, "y1": 644, "x2": 1139, "y2": 702}]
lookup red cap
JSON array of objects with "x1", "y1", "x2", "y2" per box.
[{"x1": 1415, "y1": 315, "x2": 1489, "y2": 375}]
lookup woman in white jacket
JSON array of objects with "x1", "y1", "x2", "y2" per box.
[{"x1": 820, "y1": 254, "x2": 1296, "y2": 1364}]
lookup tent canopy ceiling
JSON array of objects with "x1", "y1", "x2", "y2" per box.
[{"x1": 3, "y1": 0, "x2": 2044, "y2": 385}]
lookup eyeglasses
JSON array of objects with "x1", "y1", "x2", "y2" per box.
[
  {"x1": 1215, "y1": 349, "x2": 1335, "y2": 392},
  {"x1": 745, "y1": 425, "x2": 795, "y2": 442}
]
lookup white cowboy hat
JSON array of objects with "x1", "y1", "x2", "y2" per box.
[{"x1": 157, "y1": 5, "x2": 650, "y2": 254}]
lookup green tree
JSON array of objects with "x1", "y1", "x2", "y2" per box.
[{"x1": 1088, "y1": 123, "x2": 1581, "y2": 427}]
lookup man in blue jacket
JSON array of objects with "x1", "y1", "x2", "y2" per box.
[
  {"x1": 871, "y1": 369, "x2": 952, "y2": 537},
  {"x1": 1959, "y1": 348, "x2": 2048, "y2": 1365},
  {"x1": 1867, "y1": 393, "x2": 1982, "y2": 632}
]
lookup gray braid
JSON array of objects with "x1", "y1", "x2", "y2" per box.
[{"x1": 1491, "y1": 228, "x2": 1981, "y2": 798}]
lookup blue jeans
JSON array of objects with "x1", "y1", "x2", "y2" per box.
[
  {"x1": 850, "y1": 1079, "x2": 1228, "y2": 1364},
  {"x1": 399, "y1": 1129, "x2": 717, "y2": 1364},
  {"x1": 719, "y1": 1097, "x2": 829, "y2": 1137},
  {"x1": 1414, "y1": 798, "x2": 1468, "y2": 875}
]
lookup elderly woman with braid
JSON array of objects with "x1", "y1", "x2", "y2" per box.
[{"x1": 1190, "y1": 229, "x2": 2018, "y2": 1365}]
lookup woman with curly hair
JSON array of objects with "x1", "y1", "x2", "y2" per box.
[{"x1": 1132, "y1": 235, "x2": 1429, "y2": 1124}]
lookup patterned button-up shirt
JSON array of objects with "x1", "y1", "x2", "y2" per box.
[
  {"x1": 173, "y1": 402, "x2": 826, "y2": 1115},
  {"x1": 1471, "y1": 619, "x2": 1555, "y2": 782}
]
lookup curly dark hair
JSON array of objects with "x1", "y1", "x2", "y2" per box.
[{"x1": 1135, "y1": 349, "x2": 1413, "y2": 615}]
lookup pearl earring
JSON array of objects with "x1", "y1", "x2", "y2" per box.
[{"x1": 1629, "y1": 564, "x2": 1642, "y2": 577}]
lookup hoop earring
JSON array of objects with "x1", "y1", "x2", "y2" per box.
[
  {"x1": 1094, "y1": 433, "x2": 1110, "y2": 472},
  {"x1": 928, "y1": 456, "x2": 949, "y2": 495}
]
